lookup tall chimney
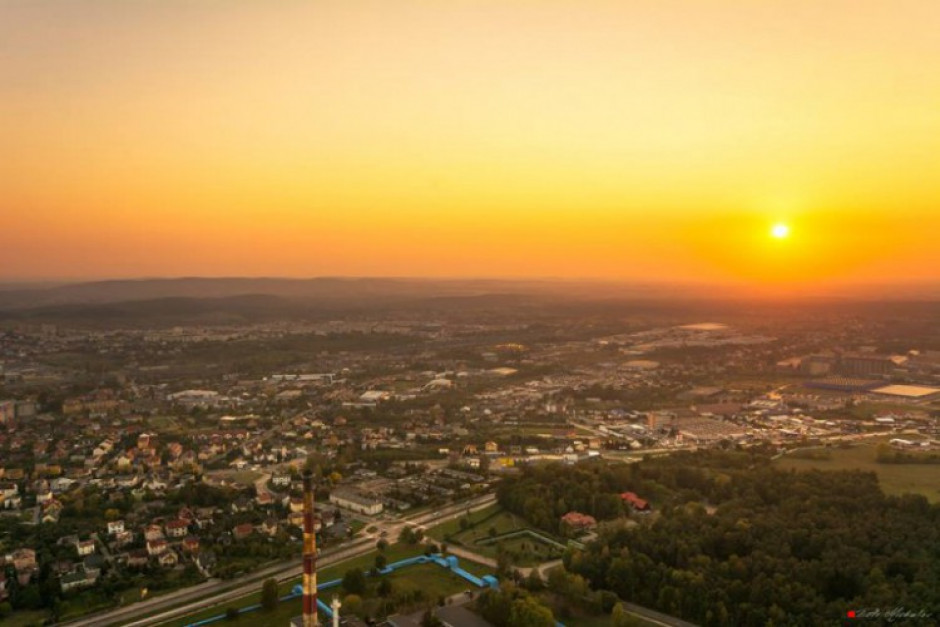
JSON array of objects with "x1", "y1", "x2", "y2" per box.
[
  {"x1": 302, "y1": 469, "x2": 318, "y2": 627},
  {"x1": 331, "y1": 596, "x2": 342, "y2": 627}
]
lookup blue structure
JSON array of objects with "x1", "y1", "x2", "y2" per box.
[{"x1": 185, "y1": 553, "x2": 498, "y2": 627}]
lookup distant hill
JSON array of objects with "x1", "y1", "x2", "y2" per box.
[
  {"x1": 0, "y1": 277, "x2": 710, "y2": 311},
  {"x1": 0, "y1": 277, "x2": 937, "y2": 328}
]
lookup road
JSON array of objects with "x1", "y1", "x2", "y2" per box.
[
  {"x1": 62, "y1": 493, "x2": 497, "y2": 627},
  {"x1": 619, "y1": 601, "x2": 699, "y2": 627},
  {"x1": 63, "y1": 536, "x2": 374, "y2": 627}
]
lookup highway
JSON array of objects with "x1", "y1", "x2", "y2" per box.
[{"x1": 61, "y1": 493, "x2": 496, "y2": 627}]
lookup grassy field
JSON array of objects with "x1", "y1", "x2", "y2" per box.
[
  {"x1": 429, "y1": 505, "x2": 566, "y2": 566},
  {"x1": 478, "y1": 533, "x2": 565, "y2": 565},
  {"x1": 162, "y1": 542, "x2": 494, "y2": 627},
  {"x1": 427, "y1": 503, "x2": 502, "y2": 541},
  {"x1": 775, "y1": 441, "x2": 940, "y2": 502}
]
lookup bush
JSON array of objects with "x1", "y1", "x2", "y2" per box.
[
  {"x1": 261, "y1": 578, "x2": 279, "y2": 611},
  {"x1": 342, "y1": 568, "x2": 366, "y2": 595}
]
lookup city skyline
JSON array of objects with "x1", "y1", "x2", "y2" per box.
[{"x1": 2, "y1": 1, "x2": 939, "y2": 291}]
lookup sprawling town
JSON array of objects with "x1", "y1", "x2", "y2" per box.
[{"x1": 2, "y1": 291, "x2": 939, "y2": 626}]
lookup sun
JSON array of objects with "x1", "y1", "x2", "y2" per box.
[{"x1": 771, "y1": 223, "x2": 790, "y2": 239}]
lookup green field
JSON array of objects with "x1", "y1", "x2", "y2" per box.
[
  {"x1": 775, "y1": 441, "x2": 940, "y2": 502},
  {"x1": 430, "y1": 505, "x2": 566, "y2": 566},
  {"x1": 427, "y1": 503, "x2": 502, "y2": 541}
]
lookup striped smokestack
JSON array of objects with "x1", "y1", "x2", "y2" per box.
[{"x1": 302, "y1": 469, "x2": 318, "y2": 627}]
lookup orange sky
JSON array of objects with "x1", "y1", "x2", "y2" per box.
[{"x1": 2, "y1": 1, "x2": 938, "y2": 289}]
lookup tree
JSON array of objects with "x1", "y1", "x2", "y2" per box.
[
  {"x1": 261, "y1": 578, "x2": 278, "y2": 612},
  {"x1": 525, "y1": 569, "x2": 544, "y2": 591},
  {"x1": 612, "y1": 603, "x2": 643, "y2": 627},
  {"x1": 377, "y1": 538, "x2": 389, "y2": 552},
  {"x1": 225, "y1": 607, "x2": 240, "y2": 621},
  {"x1": 377, "y1": 578, "x2": 393, "y2": 598},
  {"x1": 375, "y1": 554, "x2": 387, "y2": 570},
  {"x1": 508, "y1": 596, "x2": 555, "y2": 627},
  {"x1": 343, "y1": 594, "x2": 363, "y2": 617},
  {"x1": 342, "y1": 568, "x2": 366, "y2": 595}
]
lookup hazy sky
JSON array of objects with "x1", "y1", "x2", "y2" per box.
[{"x1": 2, "y1": 1, "x2": 938, "y2": 288}]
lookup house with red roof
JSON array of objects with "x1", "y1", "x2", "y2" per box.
[
  {"x1": 620, "y1": 492, "x2": 651, "y2": 511},
  {"x1": 560, "y1": 511, "x2": 597, "y2": 530}
]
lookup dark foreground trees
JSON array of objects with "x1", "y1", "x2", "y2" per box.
[{"x1": 500, "y1": 452, "x2": 940, "y2": 626}]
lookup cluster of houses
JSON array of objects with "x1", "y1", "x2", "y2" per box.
[{"x1": 560, "y1": 491, "x2": 652, "y2": 534}]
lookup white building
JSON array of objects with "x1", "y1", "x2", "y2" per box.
[{"x1": 329, "y1": 490, "x2": 384, "y2": 516}]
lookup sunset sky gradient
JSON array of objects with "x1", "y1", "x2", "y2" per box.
[{"x1": 2, "y1": 1, "x2": 938, "y2": 289}]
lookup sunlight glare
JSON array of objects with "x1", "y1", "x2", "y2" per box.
[{"x1": 771, "y1": 223, "x2": 790, "y2": 239}]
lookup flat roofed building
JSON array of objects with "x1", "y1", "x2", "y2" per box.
[
  {"x1": 329, "y1": 490, "x2": 383, "y2": 516},
  {"x1": 871, "y1": 384, "x2": 940, "y2": 400}
]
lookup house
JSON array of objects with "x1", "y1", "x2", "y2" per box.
[
  {"x1": 61, "y1": 569, "x2": 97, "y2": 593},
  {"x1": 560, "y1": 511, "x2": 597, "y2": 531},
  {"x1": 182, "y1": 536, "x2": 200, "y2": 554},
  {"x1": 144, "y1": 524, "x2": 165, "y2": 542},
  {"x1": 36, "y1": 490, "x2": 54, "y2": 505},
  {"x1": 289, "y1": 496, "x2": 305, "y2": 513},
  {"x1": 42, "y1": 500, "x2": 63, "y2": 523},
  {"x1": 0, "y1": 482, "x2": 18, "y2": 502},
  {"x1": 261, "y1": 518, "x2": 279, "y2": 537},
  {"x1": 146, "y1": 539, "x2": 168, "y2": 556},
  {"x1": 620, "y1": 492, "x2": 651, "y2": 511},
  {"x1": 82, "y1": 554, "x2": 106, "y2": 578},
  {"x1": 112, "y1": 530, "x2": 134, "y2": 548},
  {"x1": 229, "y1": 496, "x2": 253, "y2": 513},
  {"x1": 0, "y1": 572, "x2": 8, "y2": 602},
  {"x1": 51, "y1": 560, "x2": 75, "y2": 576},
  {"x1": 127, "y1": 550, "x2": 150, "y2": 568},
  {"x1": 158, "y1": 550, "x2": 178, "y2": 568},
  {"x1": 107, "y1": 520, "x2": 125, "y2": 535},
  {"x1": 165, "y1": 519, "x2": 189, "y2": 538},
  {"x1": 11, "y1": 548, "x2": 37, "y2": 571},
  {"x1": 233, "y1": 523, "x2": 255, "y2": 541},
  {"x1": 75, "y1": 539, "x2": 96, "y2": 557},
  {"x1": 51, "y1": 477, "x2": 77, "y2": 493}
]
